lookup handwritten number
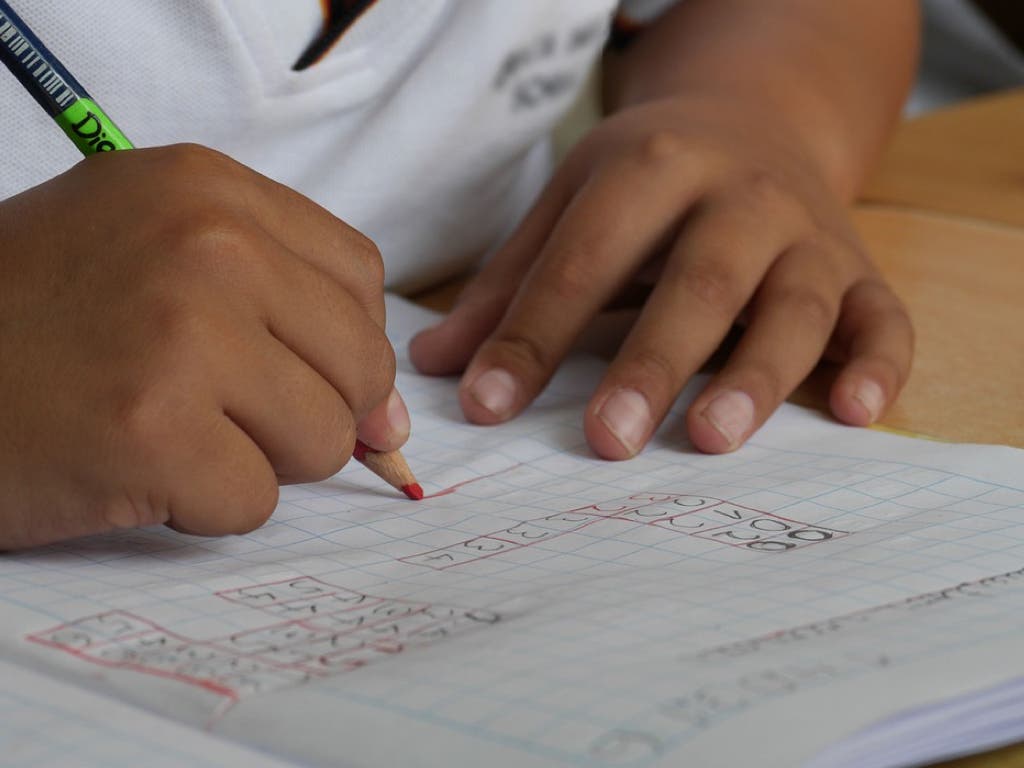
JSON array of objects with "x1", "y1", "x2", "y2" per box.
[{"x1": 463, "y1": 538, "x2": 506, "y2": 552}]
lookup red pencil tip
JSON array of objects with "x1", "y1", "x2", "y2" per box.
[{"x1": 402, "y1": 483, "x2": 424, "y2": 501}]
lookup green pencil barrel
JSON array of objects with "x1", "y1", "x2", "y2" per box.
[{"x1": 54, "y1": 97, "x2": 133, "y2": 154}]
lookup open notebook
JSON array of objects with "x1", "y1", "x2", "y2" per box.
[{"x1": 3, "y1": 296, "x2": 1024, "y2": 768}]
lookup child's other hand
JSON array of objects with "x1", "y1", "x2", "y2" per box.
[
  {"x1": 0, "y1": 145, "x2": 403, "y2": 549},
  {"x1": 410, "y1": 96, "x2": 913, "y2": 458}
]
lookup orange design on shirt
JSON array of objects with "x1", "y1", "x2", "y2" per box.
[{"x1": 293, "y1": 0, "x2": 379, "y2": 70}]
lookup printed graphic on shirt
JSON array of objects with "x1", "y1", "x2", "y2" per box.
[
  {"x1": 293, "y1": 0, "x2": 379, "y2": 70},
  {"x1": 493, "y1": 13, "x2": 608, "y2": 111}
]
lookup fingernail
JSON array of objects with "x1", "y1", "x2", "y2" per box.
[
  {"x1": 597, "y1": 388, "x2": 652, "y2": 456},
  {"x1": 702, "y1": 390, "x2": 755, "y2": 450},
  {"x1": 468, "y1": 368, "x2": 518, "y2": 417},
  {"x1": 386, "y1": 389, "x2": 411, "y2": 440},
  {"x1": 852, "y1": 379, "x2": 885, "y2": 423}
]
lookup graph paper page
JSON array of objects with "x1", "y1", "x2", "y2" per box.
[
  {"x1": 0, "y1": 659, "x2": 294, "y2": 767},
  {"x1": 2, "y1": 296, "x2": 1024, "y2": 768}
]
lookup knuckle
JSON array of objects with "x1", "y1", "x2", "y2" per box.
[
  {"x1": 740, "y1": 168, "x2": 787, "y2": 205},
  {"x1": 779, "y1": 285, "x2": 837, "y2": 329},
  {"x1": 454, "y1": 284, "x2": 513, "y2": 327},
  {"x1": 174, "y1": 212, "x2": 263, "y2": 276},
  {"x1": 333, "y1": 229, "x2": 385, "y2": 310},
  {"x1": 157, "y1": 142, "x2": 238, "y2": 180},
  {"x1": 350, "y1": 229, "x2": 383, "y2": 269},
  {"x1": 493, "y1": 332, "x2": 555, "y2": 376},
  {"x1": 140, "y1": 144, "x2": 241, "y2": 201},
  {"x1": 627, "y1": 347, "x2": 683, "y2": 390},
  {"x1": 468, "y1": 269, "x2": 519, "y2": 308},
  {"x1": 740, "y1": 359, "x2": 786, "y2": 404},
  {"x1": 730, "y1": 169, "x2": 804, "y2": 224},
  {"x1": 347, "y1": 229, "x2": 385, "y2": 286},
  {"x1": 546, "y1": 250, "x2": 592, "y2": 302},
  {"x1": 818, "y1": 232, "x2": 866, "y2": 268},
  {"x1": 806, "y1": 211, "x2": 870, "y2": 254},
  {"x1": 636, "y1": 130, "x2": 689, "y2": 167},
  {"x1": 678, "y1": 259, "x2": 741, "y2": 310},
  {"x1": 156, "y1": 210, "x2": 277, "y2": 297}
]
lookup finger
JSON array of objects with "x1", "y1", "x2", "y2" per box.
[
  {"x1": 0, "y1": 407, "x2": 281, "y2": 549},
  {"x1": 827, "y1": 279, "x2": 914, "y2": 426},
  {"x1": 459, "y1": 160, "x2": 704, "y2": 426},
  {"x1": 583, "y1": 193, "x2": 804, "y2": 459},
  {"x1": 685, "y1": 244, "x2": 845, "y2": 453},
  {"x1": 165, "y1": 412, "x2": 282, "y2": 537},
  {"x1": 409, "y1": 163, "x2": 578, "y2": 376},
  {"x1": 257, "y1": 247, "x2": 397, "y2": 423},
  {"x1": 216, "y1": 324, "x2": 357, "y2": 485},
  {"x1": 251, "y1": 216, "x2": 409, "y2": 448}
]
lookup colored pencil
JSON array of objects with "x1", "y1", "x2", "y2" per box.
[
  {"x1": 354, "y1": 440, "x2": 424, "y2": 500},
  {"x1": 0, "y1": 1, "x2": 132, "y2": 153}
]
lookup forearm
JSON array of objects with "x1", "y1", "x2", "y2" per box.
[{"x1": 603, "y1": 0, "x2": 920, "y2": 199}]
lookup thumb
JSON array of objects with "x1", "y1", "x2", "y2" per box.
[{"x1": 355, "y1": 387, "x2": 412, "y2": 452}]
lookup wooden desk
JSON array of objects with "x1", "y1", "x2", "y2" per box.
[
  {"x1": 796, "y1": 206, "x2": 1024, "y2": 449},
  {"x1": 862, "y1": 88, "x2": 1024, "y2": 228}
]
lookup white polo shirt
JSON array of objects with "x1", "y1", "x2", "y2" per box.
[{"x1": 0, "y1": 1, "x2": 676, "y2": 292}]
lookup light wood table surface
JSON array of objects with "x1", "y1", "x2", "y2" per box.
[
  {"x1": 795, "y1": 206, "x2": 1024, "y2": 450},
  {"x1": 413, "y1": 91, "x2": 1024, "y2": 768},
  {"x1": 862, "y1": 88, "x2": 1024, "y2": 228}
]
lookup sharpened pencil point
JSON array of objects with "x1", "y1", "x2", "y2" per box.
[
  {"x1": 352, "y1": 440, "x2": 420, "y2": 499},
  {"x1": 402, "y1": 483, "x2": 424, "y2": 501}
]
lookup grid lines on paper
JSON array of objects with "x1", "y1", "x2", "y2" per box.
[
  {"x1": 4, "y1": 363, "x2": 1024, "y2": 766},
  {"x1": 0, "y1": 687, "x2": 236, "y2": 768}
]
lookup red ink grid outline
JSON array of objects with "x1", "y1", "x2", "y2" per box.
[
  {"x1": 401, "y1": 493, "x2": 848, "y2": 570},
  {"x1": 26, "y1": 578, "x2": 499, "y2": 703}
]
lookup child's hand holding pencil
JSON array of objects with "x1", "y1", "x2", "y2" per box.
[
  {"x1": 0, "y1": 143, "x2": 410, "y2": 549},
  {"x1": 0, "y1": 1, "x2": 418, "y2": 549}
]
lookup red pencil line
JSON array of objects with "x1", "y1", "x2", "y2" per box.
[{"x1": 422, "y1": 463, "x2": 522, "y2": 499}]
